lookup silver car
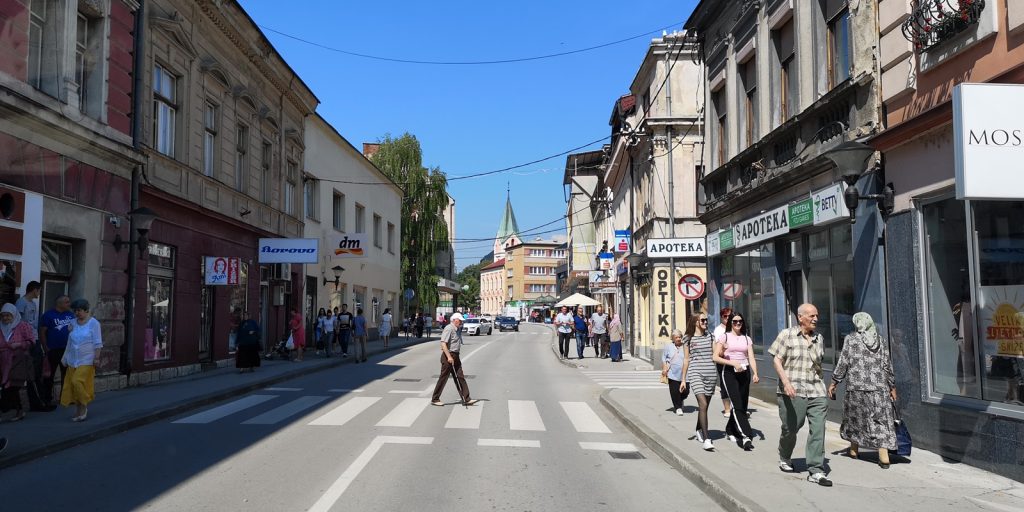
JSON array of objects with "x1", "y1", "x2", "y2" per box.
[{"x1": 462, "y1": 318, "x2": 493, "y2": 336}]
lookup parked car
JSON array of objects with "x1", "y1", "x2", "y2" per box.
[
  {"x1": 495, "y1": 316, "x2": 520, "y2": 332},
  {"x1": 463, "y1": 318, "x2": 493, "y2": 336}
]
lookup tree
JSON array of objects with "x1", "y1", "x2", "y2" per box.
[
  {"x1": 370, "y1": 133, "x2": 449, "y2": 312},
  {"x1": 455, "y1": 262, "x2": 484, "y2": 312}
]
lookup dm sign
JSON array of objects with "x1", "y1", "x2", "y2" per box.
[
  {"x1": 331, "y1": 234, "x2": 368, "y2": 258},
  {"x1": 953, "y1": 83, "x2": 1024, "y2": 200},
  {"x1": 734, "y1": 204, "x2": 790, "y2": 248}
]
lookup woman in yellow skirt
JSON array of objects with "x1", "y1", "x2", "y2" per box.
[{"x1": 61, "y1": 299, "x2": 102, "y2": 422}]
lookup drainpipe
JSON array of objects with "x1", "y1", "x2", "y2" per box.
[
  {"x1": 665, "y1": 40, "x2": 678, "y2": 329},
  {"x1": 628, "y1": 150, "x2": 637, "y2": 358},
  {"x1": 122, "y1": 0, "x2": 146, "y2": 378}
]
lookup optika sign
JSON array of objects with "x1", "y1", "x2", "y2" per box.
[
  {"x1": 734, "y1": 204, "x2": 789, "y2": 248},
  {"x1": 332, "y1": 233, "x2": 368, "y2": 258},
  {"x1": 257, "y1": 238, "x2": 319, "y2": 263},
  {"x1": 953, "y1": 83, "x2": 1024, "y2": 200}
]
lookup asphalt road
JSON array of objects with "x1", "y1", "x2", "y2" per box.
[{"x1": 2, "y1": 324, "x2": 721, "y2": 512}]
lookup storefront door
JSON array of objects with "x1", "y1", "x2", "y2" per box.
[{"x1": 199, "y1": 285, "x2": 213, "y2": 360}]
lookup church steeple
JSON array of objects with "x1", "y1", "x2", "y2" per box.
[{"x1": 493, "y1": 188, "x2": 520, "y2": 262}]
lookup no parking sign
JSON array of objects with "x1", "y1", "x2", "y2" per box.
[
  {"x1": 678, "y1": 274, "x2": 705, "y2": 300},
  {"x1": 723, "y1": 281, "x2": 744, "y2": 300}
]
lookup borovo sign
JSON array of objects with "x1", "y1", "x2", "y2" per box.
[{"x1": 258, "y1": 238, "x2": 319, "y2": 263}]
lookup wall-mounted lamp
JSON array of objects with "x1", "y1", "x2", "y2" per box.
[
  {"x1": 322, "y1": 265, "x2": 344, "y2": 287},
  {"x1": 823, "y1": 141, "x2": 894, "y2": 223},
  {"x1": 113, "y1": 207, "x2": 158, "y2": 252}
]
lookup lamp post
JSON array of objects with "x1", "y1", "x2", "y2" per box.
[
  {"x1": 823, "y1": 141, "x2": 894, "y2": 222},
  {"x1": 117, "y1": 206, "x2": 159, "y2": 377},
  {"x1": 323, "y1": 265, "x2": 345, "y2": 288}
]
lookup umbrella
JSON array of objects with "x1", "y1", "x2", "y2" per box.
[{"x1": 555, "y1": 293, "x2": 600, "y2": 308}]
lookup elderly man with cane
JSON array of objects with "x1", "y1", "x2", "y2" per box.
[{"x1": 431, "y1": 313, "x2": 478, "y2": 406}]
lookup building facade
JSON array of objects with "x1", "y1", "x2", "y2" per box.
[
  {"x1": 303, "y1": 114, "x2": 402, "y2": 341},
  {"x1": 479, "y1": 258, "x2": 505, "y2": 317},
  {"x1": 869, "y1": 0, "x2": 1024, "y2": 480},
  {"x1": 504, "y1": 239, "x2": 565, "y2": 317}
]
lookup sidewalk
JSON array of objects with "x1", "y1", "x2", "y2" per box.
[{"x1": 0, "y1": 334, "x2": 433, "y2": 469}]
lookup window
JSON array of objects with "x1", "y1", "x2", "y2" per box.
[
  {"x1": 373, "y1": 214, "x2": 382, "y2": 248},
  {"x1": 740, "y1": 58, "x2": 758, "y2": 148},
  {"x1": 714, "y1": 90, "x2": 727, "y2": 166},
  {"x1": 153, "y1": 65, "x2": 177, "y2": 157},
  {"x1": 40, "y1": 239, "x2": 72, "y2": 312},
  {"x1": 202, "y1": 102, "x2": 218, "y2": 177},
  {"x1": 73, "y1": 10, "x2": 103, "y2": 118},
  {"x1": 828, "y1": 9, "x2": 851, "y2": 88},
  {"x1": 283, "y1": 161, "x2": 297, "y2": 216},
  {"x1": 261, "y1": 142, "x2": 272, "y2": 203},
  {"x1": 553, "y1": 250, "x2": 566, "y2": 259},
  {"x1": 28, "y1": 0, "x2": 58, "y2": 97},
  {"x1": 304, "y1": 177, "x2": 317, "y2": 220},
  {"x1": 146, "y1": 242, "x2": 176, "y2": 362},
  {"x1": 235, "y1": 125, "x2": 248, "y2": 192},
  {"x1": 74, "y1": 13, "x2": 88, "y2": 110},
  {"x1": 387, "y1": 222, "x2": 395, "y2": 253},
  {"x1": 355, "y1": 204, "x2": 366, "y2": 233},
  {"x1": 333, "y1": 192, "x2": 345, "y2": 231},
  {"x1": 773, "y1": 20, "x2": 796, "y2": 122}
]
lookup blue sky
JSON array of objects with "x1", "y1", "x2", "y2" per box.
[{"x1": 239, "y1": 0, "x2": 698, "y2": 269}]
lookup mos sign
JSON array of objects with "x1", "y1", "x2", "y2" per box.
[{"x1": 953, "y1": 83, "x2": 1024, "y2": 200}]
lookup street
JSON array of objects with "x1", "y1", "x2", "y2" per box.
[{"x1": 1, "y1": 324, "x2": 721, "y2": 512}]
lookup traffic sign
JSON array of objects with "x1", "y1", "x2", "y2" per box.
[
  {"x1": 403, "y1": 288, "x2": 415, "y2": 300},
  {"x1": 677, "y1": 274, "x2": 705, "y2": 300},
  {"x1": 722, "y1": 281, "x2": 744, "y2": 300}
]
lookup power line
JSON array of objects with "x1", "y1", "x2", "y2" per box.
[{"x1": 258, "y1": 22, "x2": 685, "y2": 66}]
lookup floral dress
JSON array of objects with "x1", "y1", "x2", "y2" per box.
[{"x1": 832, "y1": 330, "x2": 897, "y2": 450}]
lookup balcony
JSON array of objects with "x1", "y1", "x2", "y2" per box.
[{"x1": 902, "y1": 0, "x2": 986, "y2": 53}]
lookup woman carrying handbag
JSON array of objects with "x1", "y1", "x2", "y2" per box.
[{"x1": 662, "y1": 330, "x2": 689, "y2": 416}]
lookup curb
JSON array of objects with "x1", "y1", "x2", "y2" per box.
[
  {"x1": 0, "y1": 337, "x2": 432, "y2": 470},
  {"x1": 599, "y1": 389, "x2": 768, "y2": 512},
  {"x1": 540, "y1": 324, "x2": 582, "y2": 369}
]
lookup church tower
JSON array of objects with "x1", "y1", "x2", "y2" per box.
[{"x1": 493, "y1": 188, "x2": 520, "y2": 262}]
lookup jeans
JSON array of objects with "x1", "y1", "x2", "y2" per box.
[
  {"x1": 778, "y1": 395, "x2": 828, "y2": 474},
  {"x1": 575, "y1": 333, "x2": 588, "y2": 359},
  {"x1": 338, "y1": 329, "x2": 351, "y2": 354},
  {"x1": 321, "y1": 332, "x2": 334, "y2": 356},
  {"x1": 558, "y1": 331, "x2": 572, "y2": 358}
]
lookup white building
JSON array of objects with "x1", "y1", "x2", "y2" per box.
[{"x1": 302, "y1": 114, "x2": 403, "y2": 338}]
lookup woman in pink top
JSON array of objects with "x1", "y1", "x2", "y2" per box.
[
  {"x1": 713, "y1": 312, "x2": 759, "y2": 450},
  {"x1": 289, "y1": 308, "x2": 305, "y2": 362}
]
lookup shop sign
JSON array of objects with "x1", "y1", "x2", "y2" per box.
[
  {"x1": 653, "y1": 268, "x2": 674, "y2": 340},
  {"x1": 613, "y1": 229, "x2": 631, "y2": 253},
  {"x1": 980, "y1": 285, "x2": 1024, "y2": 357},
  {"x1": 570, "y1": 270, "x2": 590, "y2": 280},
  {"x1": 589, "y1": 270, "x2": 616, "y2": 289},
  {"x1": 598, "y1": 252, "x2": 614, "y2": 270},
  {"x1": 706, "y1": 231, "x2": 721, "y2": 257},
  {"x1": 953, "y1": 83, "x2": 1024, "y2": 200},
  {"x1": 258, "y1": 238, "x2": 319, "y2": 263},
  {"x1": 204, "y1": 256, "x2": 240, "y2": 285},
  {"x1": 646, "y1": 238, "x2": 706, "y2": 258},
  {"x1": 720, "y1": 229, "x2": 734, "y2": 250},
  {"x1": 788, "y1": 198, "x2": 813, "y2": 228},
  {"x1": 330, "y1": 233, "x2": 368, "y2": 258},
  {"x1": 812, "y1": 183, "x2": 849, "y2": 225},
  {"x1": 616, "y1": 258, "x2": 629, "y2": 276},
  {"x1": 733, "y1": 204, "x2": 789, "y2": 248}
]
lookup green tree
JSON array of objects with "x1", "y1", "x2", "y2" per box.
[
  {"x1": 370, "y1": 133, "x2": 449, "y2": 311},
  {"x1": 455, "y1": 262, "x2": 484, "y2": 312}
]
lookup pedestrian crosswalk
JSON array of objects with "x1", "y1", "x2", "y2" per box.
[
  {"x1": 580, "y1": 370, "x2": 664, "y2": 390},
  {"x1": 172, "y1": 394, "x2": 614, "y2": 436}
]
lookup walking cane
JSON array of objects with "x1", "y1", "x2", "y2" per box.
[{"x1": 449, "y1": 362, "x2": 468, "y2": 408}]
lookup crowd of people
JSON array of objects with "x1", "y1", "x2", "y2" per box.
[
  {"x1": 658, "y1": 303, "x2": 900, "y2": 488},
  {"x1": 553, "y1": 304, "x2": 623, "y2": 361}
]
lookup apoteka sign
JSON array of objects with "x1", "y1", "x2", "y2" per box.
[
  {"x1": 258, "y1": 238, "x2": 319, "y2": 263},
  {"x1": 734, "y1": 204, "x2": 789, "y2": 248},
  {"x1": 953, "y1": 83, "x2": 1024, "y2": 200},
  {"x1": 646, "y1": 238, "x2": 706, "y2": 258}
]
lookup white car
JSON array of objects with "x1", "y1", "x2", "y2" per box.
[{"x1": 462, "y1": 318, "x2": 493, "y2": 336}]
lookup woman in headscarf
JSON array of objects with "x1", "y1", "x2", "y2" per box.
[
  {"x1": 0, "y1": 303, "x2": 35, "y2": 422},
  {"x1": 828, "y1": 312, "x2": 898, "y2": 468},
  {"x1": 235, "y1": 312, "x2": 261, "y2": 373},
  {"x1": 61, "y1": 299, "x2": 102, "y2": 422},
  {"x1": 608, "y1": 313, "x2": 624, "y2": 362}
]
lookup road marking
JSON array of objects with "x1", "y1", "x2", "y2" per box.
[
  {"x1": 328, "y1": 389, "x2": 364, "y2": 393},
  {"x1": 579, "y1": 442, "x2": 638, "y2": 451},
  {"x1": 242, "y1": 396, "x2": 329, "y2": 425},
  {"x1": 611, "y1": 386, "x2": 665, "y2": 389},
  {"x1": 388, "y1": 390, "x2": 423, "y2": 394},
  {"x1": 376, "y1": 397, "x2": 429, "y2": 427},
  {"x1": 308, "y1": 436, "x2": 432, "y2": 512},
  {"x1": 560, "y1": 402, "x2": 612, "y2": 433},
  {"x1": 418, "y1": 341, "x2": 495, "y2": 394},
  {"x1": 264, "y1": 387, "x2": 302, "y2": 391},
  {"x1": 508, "y1": 400, "x2": 546, "y2": 431},
  {"x1": 477, "y1": 438, "x2": 540, "y2": 448},
  {"x1": 309, "y1": 396, "x2": 381, "y2": 426},
  {"x1": 445, "y1": 402, "x2": 483, "y2": 429},
  {"x1": 173, "y1": 395, "x2": 277, "y2": 424}
]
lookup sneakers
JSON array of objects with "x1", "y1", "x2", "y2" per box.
[
  {"x1": 742, "y1": 438, "x2": 754, "y2": 451},
  {"x1": 702, "y1": 439, "x2": 715, "y2": 451},
  {"x1": 464, "y1": 399, "x2": 479, "y2": 406},
  {"x1": 778, "y1": 459, "x2": 794, "y2": 472},
  {"x1": 726, "y1": 434, "x2": 737, "y2": 442},
  {"x1": 430, "y1": 400, "x2": 444, "y2": 406},
  {"x1": 675, "y1": 408, "x2": 684, "y2": 416},
  {"x1": 695, "y1": 430, "x2": 705, "y2": 443},
  {"x1": 808, "y1": 472, "x2": 833, "y2": 487}
]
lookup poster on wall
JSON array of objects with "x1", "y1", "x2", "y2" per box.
[
  {"x1": 979, "y1": 285, "x2": 1024, "y2": 359},
  {"x1": 204, "y1": 257, "x2": 240, "y2": 285}
]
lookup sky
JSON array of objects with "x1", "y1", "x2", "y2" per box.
[{"x1": 238, "y1": 0, "x2": 699, "y2": 270}]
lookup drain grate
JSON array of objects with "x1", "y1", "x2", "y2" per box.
[
  {"x1": 393, "y1": 378, "x2": 421, "y2": 382},
  {"x1": 608, "y1": 451, "x2": 645, "y2": 460}
]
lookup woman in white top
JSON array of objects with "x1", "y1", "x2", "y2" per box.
[
  {"x1": 61, "y1": 299, "x2": 103, "y2": 422},
  {"x1": 380, "y1": 308, "x2": 394, "y2": 349}
]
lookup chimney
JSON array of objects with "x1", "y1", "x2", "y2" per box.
[{"x1": 362, "y1": 143, "x2": 380, "y2": 159}]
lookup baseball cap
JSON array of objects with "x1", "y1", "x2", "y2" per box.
[{"x1": 450, "y1": 313, "x2": 464, "y2": 322}]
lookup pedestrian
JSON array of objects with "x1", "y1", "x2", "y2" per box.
[
  {"x1": 380, "y1": 308, "x2": 393, "y2": 349},
  {"x1": 38, "y1": 295, "x2": 74, "y2": 408},
  {"x1": 353, "y1": 308, "x2": 368, "y2": 363},
  {"x1": 769, "y1": 303, "x2": 832, "y2": 487},
  {"x1": 60, "y1": 299, "x2": 102, "y2": 422},
  {"x1": 17, "y1": 281, "x2": 49, "y2": 412},
  {"x1": 714, "y1": 312, "x2": 759, "y2": 451},
  {"x1": 430, "y1": 313, "x2": 478, "y2": 406},
  {"x1": 713, "y1": 307, "x2": 734, "y2": 418},
  {"x1": 554, "y1": 306, "x2": 573, "y2": 359},
  {"x1": 414, "y1": 312, "x2": 425, "y2": 338},
  {"x1": 289, "y1": 308, "x2": 305, "y2": 362},
  {"x1": 336, "y1": 304, "x2": 352, "y2": 358},
  {"x1": 0, "y1": 303, "x2": 34, "y2": 422},
  {"x1": 14, "y1": 281, "x2": 40, "y2": 329},
  {"x1": 828, "y1": 312, "x2": 899, "y2": 469},
  {"x1": 662, "y1": 329, "x2": 689, "y2": 416},
  {"x1": 573, "y1": 307, "x2": 589, "y2": 359},
  {"x1": 314, "y1": 308, "x2": 326, "y2": 355},
  {"x1": 235, "y1": 312, "x2": 261, "y2": 373},
  {"x1": 608, "y1": 313, "x2": 624, "y2": 362},
  {"x1": 682, "y1": 313, "x2": 717, "y2": 451},
  {"x1": 590, "y1": 305, "x2": 610, "y2": 358},
  {"x1": 320, "y1": 308, "x2": 336, "y2": 357}
]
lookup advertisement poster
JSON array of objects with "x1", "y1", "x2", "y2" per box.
[
  {"x1": 980, "y1": 285, "x2": 1024, "y2": 358},
  {"x1": 204, "y1": 257, "x2": 240, "y2": 285}
]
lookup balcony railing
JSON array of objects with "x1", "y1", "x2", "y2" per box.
[{"x1": 902, "y1": 0, "x2": 986, "y2": 53}]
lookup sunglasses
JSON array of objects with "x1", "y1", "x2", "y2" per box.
[
  {"x1": 732, "y1": 320, "x2": 744, "y2": 324},
  {"x1": 698, "y1": 318, "x2": 708, "y2": 323}
]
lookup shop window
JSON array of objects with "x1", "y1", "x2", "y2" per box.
[
  {"x1": 228, "y1": 262, "x2": 248, "y2": 352},
  {"x1": 722, "y1": 249, "x2": 764, "y2": 350},
  {"x1": 40, "y1": 239, "x2": 72, "y2": 311},
  {"x1": 146, "y1": 242, "x2": 175, "y2": 362}
]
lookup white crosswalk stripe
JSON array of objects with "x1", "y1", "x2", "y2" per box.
[
  {"x1": 173, "y1": 395, "x2": 278, "y2": 424},
  {"x1": 243, "y1": 396, "x2": 330, "y2": 425},
  {"x1": 376, "y1": 397, "x2": 429, "y2": 427},
  {"x1": 309, "y1": 396, "x2": 382, "y2": 426},
  {"x1": 560, "y1": 402, "x2": 611, "y2": 433},
  {"x1": 508, "y1": 400, "x2": 546, "y2": 431},
  {"x1": 445, "y1": 402, "x2": 483, "y2": 429},
  {"x1": 581, "y1": 370, "x2": 663, "y2": 389}
]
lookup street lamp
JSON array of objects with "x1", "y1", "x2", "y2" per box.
[
  {"x1": 323, "y1": 265, "x2": 345, "y2": 287},
  {"x1": 823, "y1": 141, "x2": 894, "y2": 222},
  {"x1": 113, "y1": 207, "x2": 158, "y2": 252}
]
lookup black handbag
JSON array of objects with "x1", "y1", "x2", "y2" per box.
[{"x1": 893, "y1": 400, "x2": 912, "y2": 457}]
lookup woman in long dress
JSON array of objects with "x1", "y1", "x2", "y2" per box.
[
  {"x1": 828, "y1": 312, "x2": 898, "y2": 468},
  {"x1": 235, "y1": 313, "x2": 261, "y2": 373},
  {"x1": 0, "y1": 303, "x2": 35, "y2": 422},
  {"x1": 380, "y1": 308, "x2": 393, "y2": 349}
]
